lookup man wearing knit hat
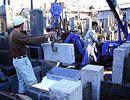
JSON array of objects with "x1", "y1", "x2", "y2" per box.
[{"x1": 9, "y1": 16, "x2": 52, "y2": 94}]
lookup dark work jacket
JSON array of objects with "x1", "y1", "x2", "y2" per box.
[{"x1": 9, "y1": 30, "x2": 48, "y2": 58}]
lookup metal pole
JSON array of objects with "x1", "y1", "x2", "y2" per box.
[
  {"x1": 77, "y1": 0, "x2": 80, "y2": 18},
  {"x1": 118, "y1": 23, "x2": 122, "y2": 42},
  {"x1": 8, "y1": 0, "x2": 10, "y2": 5},
  {"x1": 55, "y1": 0, "x2": 57, "y2": 2},
  {"x1": 106, "y1": 0, "x2": 125, "y2": 38},
  {"x1": 3, "y1": 0, "x2": 6, "y2": 5},
  {"x1": 31, "y1": 0, "x2": 33, "y2": 10}
]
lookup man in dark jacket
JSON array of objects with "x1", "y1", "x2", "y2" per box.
[{"x1": 9, "y1": 16, "x2": 51, "y2": 94}]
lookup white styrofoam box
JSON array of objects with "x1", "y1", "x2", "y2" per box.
[
  {"x1": 42, "y1": 43, "x2": 75, "y2": 64},
  {"x1": 112, "y1": 48, "x2": 126, "y2": 84},
  {"x1": 49, "y1": 79, "x2": 82, "y2": 100},
  {"x1": 81, "y1": 64, "x2": 104, "y2": 100}
]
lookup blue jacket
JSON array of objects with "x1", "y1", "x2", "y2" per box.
[{"x1": 84, "y1": 29, "x2": 99, "y2": 46}]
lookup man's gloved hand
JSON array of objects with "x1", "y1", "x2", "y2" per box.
[{"x1": 45, "y1": 27, "x2": 56, "y2": 38}]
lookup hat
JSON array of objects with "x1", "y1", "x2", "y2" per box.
[{"x1": 13, "y1": 16, "x2": 25, "y2": 26}]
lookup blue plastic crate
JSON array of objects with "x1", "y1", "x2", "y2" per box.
[
  {"x1": 46, "y1": 67, "x2": 81, "y2": 81},
  {"x1": 26, "y1": 86, "x2": 49, "y2": 100}
]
